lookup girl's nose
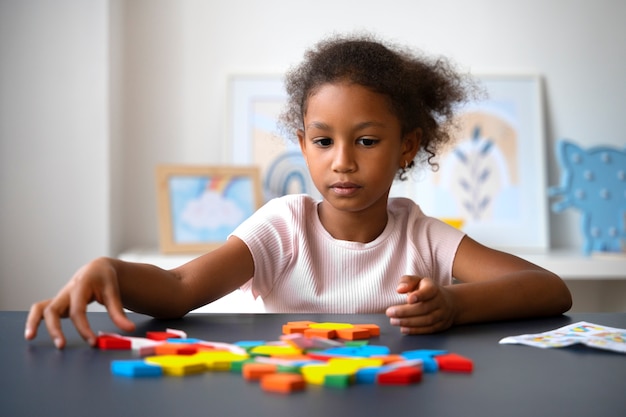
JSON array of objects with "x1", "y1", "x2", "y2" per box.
[{"x1": 331, "y1": 143, "x2": 357, "y2": 173}]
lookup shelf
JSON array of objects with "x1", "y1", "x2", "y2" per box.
[{"x1": 516, "y1": 249, "x2": 626, "y2": 280}]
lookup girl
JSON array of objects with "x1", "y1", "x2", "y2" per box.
[{"x1": 25, "y1": 33, "x2": 572, "y2": 349}]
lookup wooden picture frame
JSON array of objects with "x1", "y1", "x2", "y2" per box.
[
  {"x1": 229, "y1": 75, "x2": 321, "y2": 202},
  {"x1": 156, "y1": 165, "x2": 262, "y2": 254}
]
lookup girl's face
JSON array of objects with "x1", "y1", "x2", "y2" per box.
[{"x1": 298, "y1": 82, "x2": 419, "y2": 219}]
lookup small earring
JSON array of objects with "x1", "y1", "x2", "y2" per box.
[{"x1": 399, "y1": 160, "x2": 414, "y2": 181}]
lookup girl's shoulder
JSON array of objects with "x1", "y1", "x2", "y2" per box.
[
  {"x1": 388, "y1": 197, "x2": 426, "y2": 218},
  {"x1": 263, "y1": 194, "x2": 318, "y2": 210},
  {"x1": 388, "y1": 197, "x2": 462, "y2": 235},
  {"x1": 256, "y1": 194, "x2": 319, "y2": 220}
]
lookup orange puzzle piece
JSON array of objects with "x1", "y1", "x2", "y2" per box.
[
  {"x1": 261, "y1": 373, "x2": 306, "y2": 394},
  {"x1": 242, "y1": 363, "x2": 278, "y2": 381},
  {"x1": 336, "y1": 328, "x2": 371, "y2": 340}
]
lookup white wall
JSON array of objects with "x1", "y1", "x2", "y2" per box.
[
  {"x1": 1, "y1": 0, "x2": 625, "y2": 310},
  {"x1": 119, "y1": 0, "x2": 626, "y2": 250},
  {"x1": 0, "y1": 0, "x2": 110, "y2": 309}
]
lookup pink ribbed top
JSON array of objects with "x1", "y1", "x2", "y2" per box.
[{"x1": 232, "y1": 195, "x2": 464, "y2": 313}]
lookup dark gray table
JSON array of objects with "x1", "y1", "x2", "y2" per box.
[{"x1": 2, "y1": 312, "x2": 624, "y2": 417}]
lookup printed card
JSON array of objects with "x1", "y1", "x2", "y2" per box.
[{"x1": 499, "y1": 321, "x2": 626, "y2": 353}]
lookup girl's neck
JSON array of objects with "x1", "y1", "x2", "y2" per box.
[{"x1": 317, "y1": 201, "x2": 388, "y2": 243}]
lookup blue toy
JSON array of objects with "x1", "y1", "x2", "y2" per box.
[{"x1": 549, "y1": 139, "x2": 626, "y2": 255}]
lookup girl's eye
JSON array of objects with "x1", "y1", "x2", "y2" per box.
[
  {"x1": 313, "y1": 138, "x2": 333, "y2": 147},
  {"x1": 357, "y1": 138, "x2": 379, "y2": 147}
]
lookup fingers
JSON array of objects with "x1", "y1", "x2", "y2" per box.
[
  {"x1": 101, "y1": 284, "x2": 136, "y2": 334},
  {"x1": 24, "y1": 300, "x2": 50, "y2": 341},
  {"x1": 386, "y1": 278, "x2": 454, "y2": 334},
  {"x1": 68, "y1": 295, "x2": 97, "y2": 347},
  {"x1": 24, "y1": 258, "x2": 135, "y2": 349},
  {"x1": 386, "y1": 303, "x2": 449, "y2": 334},
  {"x1": 42, "y1": 295, "x2": 71, "y2": 349},
  {"x1": 396, "y1": 275, "x2": 422, "y2": 295},
  {"x1": 406, "y1": 277, "x2": 437, "y2": 304}
]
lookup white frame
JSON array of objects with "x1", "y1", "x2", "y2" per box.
[
  {"x1": 229, "y1": 75, "x2": 320, "y2": 202},
  {"x1": 391, "y1": 74, "x2": 549, "y2": 252}
]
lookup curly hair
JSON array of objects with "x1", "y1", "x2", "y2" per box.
[{"x1": 278, "y1": 33, "x2": 479, "y2": 175}]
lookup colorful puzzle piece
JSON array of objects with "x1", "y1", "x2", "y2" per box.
[
  {"x1": 434, "y1": 353, "x2": 473, "y2": 373},
  {"x1": 144, "y1": 355, "x2": 207, "y2": 376},
  {"x1": 100, "y1": 320, "x2": 474, "y2": 395},
  {"x1": 283, "y1": 321, "x2": 381, "y2": 340},
  {"x1": 260, "y1": 373, "x2": 306, "y2": 394}
]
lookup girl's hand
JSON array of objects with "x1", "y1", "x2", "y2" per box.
[
  {"x1": 385, "y1": 275, "x2": 457, "y2": 334},
  {"x1": 24, "y1": 257, "x2": 135, "y2": 349}
]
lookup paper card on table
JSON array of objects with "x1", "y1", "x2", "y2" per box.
[{"x1": 499, "y1": 321, "x2": 626, "y2": 353}]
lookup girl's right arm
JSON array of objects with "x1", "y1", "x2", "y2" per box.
[{"x1": 24, "y1": 236, "x2": 254, "y2": 349}]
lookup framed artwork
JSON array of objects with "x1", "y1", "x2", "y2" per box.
[
  {"x1": 229, "y1": 75, "x2": 321, "y2": 202},
  {"x1": 156, "y1": 165, "x2": 262, "y2": 253},
  {"x1": 229, "y1": 74, "x2": 548, "y2": 251},
  {"x1": 391, "y1": 74, "x2": 549, "y2": 251}
]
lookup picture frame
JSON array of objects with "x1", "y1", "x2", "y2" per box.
[
  {"x1": 229, "y1": 74, "x2": 548, "y2": 252},
  {"x1": 391, "y1": 74, "x2": 549, "y2": 252},
  {"x1": 229, "y1": 75, "x2": 321, "y2": 202},
  {"x1": 156, "y1": 165, "x2": 262, "y2": 254}
]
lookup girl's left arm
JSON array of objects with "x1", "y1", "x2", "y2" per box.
[{"x1": 448, "y1": 236, "x2": 572, "y2": 325}]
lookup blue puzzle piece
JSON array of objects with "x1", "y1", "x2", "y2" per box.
[
  {"x1": 323, "y1": 345, "x2": 390, "y2": 357},
  {"x1": 355, "y1": 366, "x2": 386, "y2": 384},
  {"x1": 234, "y1": 340, "x2": 266, "y2": 349},
  {"x1": 111, "y1": 360, "x2": 163, "y2": 378},
  {"x1": 166, "y1": 338, "x2": 204, "y2": 344},
  {"x1": 400, "y1": 350, "x2": 448, "y2": 373}
]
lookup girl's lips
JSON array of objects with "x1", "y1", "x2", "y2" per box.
[{"x1": 329, "y1": 182, "x2": 361, "y2": 196}]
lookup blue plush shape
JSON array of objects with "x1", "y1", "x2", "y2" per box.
[
  {"x1": 111, "y1": 360, "x2": 163, "y2": 378},
  {"x1": 549, "y1": 140, "x2": 626, "y2": 255}
]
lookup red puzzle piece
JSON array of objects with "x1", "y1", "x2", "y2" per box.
[
  {"x1": 96, "y1": 335, "x2": 131, "y2": 350},
  {"x1": 434, "y1": 353, "x2": 473, "y2": 373},
  {"x1": 377, "y1": 366, "x2": 423, "y2": 385}
]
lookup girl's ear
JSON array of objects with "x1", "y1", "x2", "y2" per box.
[
  {"x1": 401, "y1": 128, "x2": 421, "y2": 162},
  {"x1": 297, "y1": 129, "x2": 309, "y2": 164}
]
